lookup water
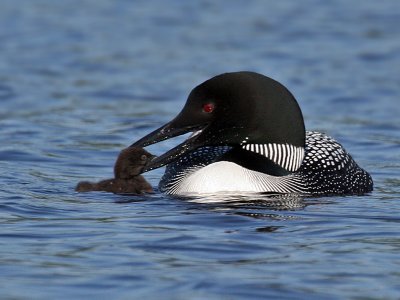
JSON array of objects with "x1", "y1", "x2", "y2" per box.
[{"x1": 1, "y1": 0, "x2": 399, "y2": 299}]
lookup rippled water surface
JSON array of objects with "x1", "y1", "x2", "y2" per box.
[{"x1": 1, "y1": 0, "x2": 400, "y2": 299}]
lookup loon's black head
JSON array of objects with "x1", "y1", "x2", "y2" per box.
[{"x1": 131, "y1": 71, "x2": 305, "y2": 173}]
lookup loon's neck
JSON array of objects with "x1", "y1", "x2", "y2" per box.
[
  {"x1": 217, "y1": 141, "x2": 305, "y2": 175},
  {"x1": 218, "y1": 147, "x2": 291, "y2": 176}
]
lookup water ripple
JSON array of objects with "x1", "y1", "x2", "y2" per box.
[{"x1": 0, "y1": 0, "x2": 399, "y2": 299}]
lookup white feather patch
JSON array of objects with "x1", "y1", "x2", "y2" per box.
[{"x1": 165, "y1": 161, "x2": 306, "y2": 195}]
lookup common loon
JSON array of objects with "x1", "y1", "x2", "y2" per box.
[
  {"x1": 131, "y1": 71, "x2": 373, "y2": 196},
  {"x1": 76, "y1": 147, "x2": 154, "y2": 194}
]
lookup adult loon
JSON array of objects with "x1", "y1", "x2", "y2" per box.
[{"x1": 131, "y1": 71, "x2": 373, "y2": 196}]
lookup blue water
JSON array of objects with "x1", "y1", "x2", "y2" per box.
[{"x1": 1, "y1": 0, "x2": 400, "y2": 299}]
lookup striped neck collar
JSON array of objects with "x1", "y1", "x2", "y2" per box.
[{"x1": 241, "y1": 143, "x2": 304, "y2": 172}]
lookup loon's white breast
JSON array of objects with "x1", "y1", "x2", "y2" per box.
[{"x1": 162, "y1": 161, "x2": 306, "y2": 195}]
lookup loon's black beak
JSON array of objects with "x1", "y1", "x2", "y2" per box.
[{"x1": 130, "y1": 120, "x2": 206, "y2": 173}]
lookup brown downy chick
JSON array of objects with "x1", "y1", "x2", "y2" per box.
[{"x1": 75, "y1": 147, "x2": 154, "y2": 194}]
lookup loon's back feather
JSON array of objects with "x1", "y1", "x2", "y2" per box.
[{"x1": 297, "y1": 131, "x2": 373, "y2": 195}]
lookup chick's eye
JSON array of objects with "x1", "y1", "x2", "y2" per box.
[
  {"x1": 202, "y1": 103, "x2": 215, "y2": 113},
  {"x1": 140, "y1": 154, "x2": 147, "y2": 161}
]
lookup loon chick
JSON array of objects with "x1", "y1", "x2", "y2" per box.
[
  {"x1": 76, "y1": 147, "x2": 154, "y2": 194},
  {"x1": 131, "y1": 71, "x2": 373, "y2": 196}
]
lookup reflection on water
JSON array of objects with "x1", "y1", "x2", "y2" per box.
[
  {"x1": 177, "y1": 193, "x2": 308, "y2": 215},
  {"x1": 0, "y1": 0, "x2": 400, "y2": 299}
]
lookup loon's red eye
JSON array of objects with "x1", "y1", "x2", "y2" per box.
[{"x1": 202, "y1": 103, "x2": 215, "y2": 113}]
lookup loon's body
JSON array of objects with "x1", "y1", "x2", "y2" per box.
[
  {"x1": 159, "y1": 131, "x2": 372, "y2": 195},
  {"x1": 132, "y1": 72, "x2": 373, "y2": 196}
]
